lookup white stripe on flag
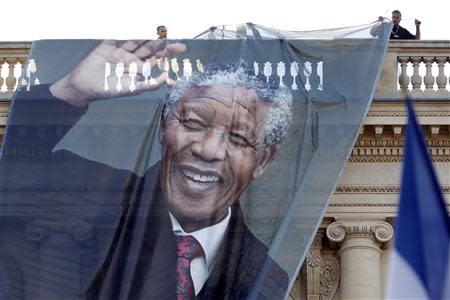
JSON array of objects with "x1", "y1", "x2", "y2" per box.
[{"x1": 386, "y1": 250, "x2": 429, "y2": 300}]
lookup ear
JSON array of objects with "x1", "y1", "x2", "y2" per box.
[{"x1": 252, "y1": 145, "x2": 279, "y2": 180}]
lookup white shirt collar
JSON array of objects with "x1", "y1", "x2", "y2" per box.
[{"x1": 169, "y1": 208, "x2": 231, "y2": 272}]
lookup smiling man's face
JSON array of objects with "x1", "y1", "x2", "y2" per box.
[{"x1": 160, "y1": 85, "x2": 275, "y2": 231}]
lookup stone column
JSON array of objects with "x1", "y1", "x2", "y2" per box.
[{"x1": 326, "y1": 221, "x2": 393, "y2": 300}]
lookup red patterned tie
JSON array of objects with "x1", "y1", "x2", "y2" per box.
[{"x1": 176, "y1": 235, "x2": 204, "y2": 300}]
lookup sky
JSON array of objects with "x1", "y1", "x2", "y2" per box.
[{"x1": 2, "y1": 0, "x2": 449, "y2": 40}]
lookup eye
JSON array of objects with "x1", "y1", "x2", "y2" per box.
[
  {"x1": 180, "y1": 118, "x2": 207, "y2": 131},
  {"x1": 229, "y1": 132, "x2": 251, "y2": 147}
]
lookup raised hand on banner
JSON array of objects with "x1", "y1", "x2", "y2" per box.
[{"x1": 49, "y1": 40, "x2": 186, "y2": 107}]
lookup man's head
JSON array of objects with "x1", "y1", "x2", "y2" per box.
[
  {"x1": 159, "y1": 66, "x2": 292, "y2": 231},
  {"x1": 157, "y1": 25, "x2": 167, "y2": 39},
  {"x1": 392, "y1": 10, "x2": 402, "y2": 26}
]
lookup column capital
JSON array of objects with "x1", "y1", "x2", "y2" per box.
[{"x1": 326, "y1": 220, "x2": 393, "y2": 244}]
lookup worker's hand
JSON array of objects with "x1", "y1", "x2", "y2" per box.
[
  {"x1": 415, "y1": 19, "x2": 421, "y2": 26},
  {"x1": 50, "y1": 40, "x2": 187, "y2": 107},
  {"x1": 378, "y1": 16, "x2": 384, "y2": 22}
]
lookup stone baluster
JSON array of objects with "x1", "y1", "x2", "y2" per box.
[
  {"x1": 423, "y1": 56, "x2": 435, "y2": 90},
  {"x1": 7, "y1": 58, "x2": 17, "y2": 92},
  {"x1": 435, "y1": 57, "x2": 448, "y2": 90},
  {"x1": 410, "y1": 56, "x2": 422, "y2": 90},
  {"x1": 13, "y1": 60, "x2": 23, "y2": 91},
  {"x1": 398, "y1": 56, "x2": 410, "y2": 91},
  {"x1": 0, "y1": 60, "x2": 9, "y2": 93},
  {"x1": 448, "y1": 59, "x2": 450, "y2": 88},
  {"x1": 0, "y1": 71, "x2": 2, "y2": 94},
  {"x1": 0, "y1": 58, "x2": 24, "y2": 93},
  {"x1": 326, "y1": 220, "x2": 393, "y2": 300}
]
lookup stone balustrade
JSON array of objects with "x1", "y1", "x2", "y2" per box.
[
  {"x1": 375, "y1": 40, "x2": 450, "y2": 100},
  {"x1": 1, "y1": 40, "x2": 449, "y2": 101},
  {"x1": 0, "y1": 42, "x2": 31, "y2": 100}
]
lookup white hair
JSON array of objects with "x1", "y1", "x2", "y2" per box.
[{"x1": 163, "y1": 65, "x2": 292, "y2": 147}]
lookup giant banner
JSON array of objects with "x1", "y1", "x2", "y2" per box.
[{"x1": 0, "y1": 21, "x2": 391, "y2": 299}]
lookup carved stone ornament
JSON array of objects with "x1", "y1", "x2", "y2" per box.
[
  {"x1": 319, "y1": 254, "x2": 340, "y2": 300},
  {"x1": 373, "y1": 223, "x2": 394, "y2": 242},
  {"x1": 326, "y1": 221, "x2": 393, "y2": 243},
  {"x1": 306, "y1": 250, "x2": 322, "y2": 268},
  {"x1": 310, "y1": 230, "x2": 324, "y2": 250},
  {"x1": 325, "y1": 223, "x2": 346, "y2": 243}
]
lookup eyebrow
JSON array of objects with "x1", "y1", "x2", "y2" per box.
[
  {"x1": 192, "y1": 86, "x2": 257, "y2": 110},
  {"x1": 179, "y1": 100, "x2": 216, "y2": 122},
  {"x1": 181, "y1": 99, "x2": 256, "y2": 134}
]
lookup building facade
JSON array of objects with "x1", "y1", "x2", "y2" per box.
[{"x1": 1, "y1": 41, "x2": 450, "y2": 299}]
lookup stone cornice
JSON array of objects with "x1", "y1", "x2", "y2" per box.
[
  {"x1": 350, "y1": 126, "x2": 450, "y2": 162},
  {"x1": 0, "y1": 42, "x2": 31, "y2": 59},
  {"x1": 335, "y1": 184, "x2": 450, "y2": 194},
  {"x1": 354, "y1": 138, "x2": 450, "y2": 149},
  {"x1": 335, "y1": 185, "x2": 399, "y2": 194},
  {"x1": 349, "y1": 155, "x2": 450, "y2": 163},
  {"x1": 329, "y1": 202, "x2": 397, "y2": 207},
  {"x1": 388, "y1": 40, "x2": 450, "y2": 49},
  {"x1": 367, "y1": 111, "x2": 450, "y2": 118},
  {"x1": 0, "y1": 102, "x2": 10, "y2": 114},
  {"x1": 364, "y1": 102, "x2": 450, "y2": 125},
  {"x1": 0, "y1": 42, "x2": 32, "y2": 49}
]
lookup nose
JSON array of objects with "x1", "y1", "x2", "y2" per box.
[{"x1": 191, "y1": 129, "x2": 227, "y2": 161}]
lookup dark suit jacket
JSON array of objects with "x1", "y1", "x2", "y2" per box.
[{"x1": 0, "y1": 85, "x2": 288, "y2": 300}]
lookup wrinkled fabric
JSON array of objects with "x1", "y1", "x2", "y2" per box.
[{"x1": 0, "y1": 21, "x2": 392, "y2": 299}]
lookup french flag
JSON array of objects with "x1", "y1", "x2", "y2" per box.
[{"x1": 386, "y1": 100, "x2": 450, "y2": 299}]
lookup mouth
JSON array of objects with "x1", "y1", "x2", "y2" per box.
[{"x1": 180, "y1": 166, "x2": 222, "y2": 184}]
